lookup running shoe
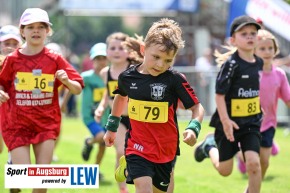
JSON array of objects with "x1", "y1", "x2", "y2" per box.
[
  {"x1": 194, "y1": 133, "x2": 216, "y2": 162},
  {"x1": 271, "y1": 141, "x2": 280, "y2": 156},
  {"x1": 10, "y1": 189, "x2": 21, "y2": 193},
  {"x1": 237, "y1": 155, "x2": 246, "y2": 174},
  {"x1": 115, "y1": 155, "x2": 127, "y2": 182},
  {"x1": 82, "y1": 138, "x2": 93, "y2": 161}
]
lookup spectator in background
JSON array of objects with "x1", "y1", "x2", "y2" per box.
[
  {"x1": 81, "y1": 53, "x2": 94, "y2": 72},
  {"x1": 195, "y1": 47, "x2": 215, "y2": 115}
]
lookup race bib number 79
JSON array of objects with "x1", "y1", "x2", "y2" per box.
[{"x1": 128, "y1": 98, "x2": 168, "y2": 123}]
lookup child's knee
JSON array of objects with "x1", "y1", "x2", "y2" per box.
[{"x1": 246, "y1": 159, "x2": 261, "y2": 173}]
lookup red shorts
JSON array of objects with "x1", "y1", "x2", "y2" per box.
[{"x1": 2, "y1": 127, "x2": 59, "y2": 151}]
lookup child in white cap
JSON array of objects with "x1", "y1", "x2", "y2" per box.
[{"x1": 0, "y1": 8, "x2": 84, "y2": 193}]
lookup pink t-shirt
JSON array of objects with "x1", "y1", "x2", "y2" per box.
[{"x1": 260, "y1": 66, "x2": 290, "y2": 132}]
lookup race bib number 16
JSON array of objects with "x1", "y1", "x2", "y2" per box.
[{"x1": 15, "y1": 71, "x2": 54, "y2": 93}]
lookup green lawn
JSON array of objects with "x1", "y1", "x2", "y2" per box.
[{"x1": 1, "y1": 117, "x2": 290, "y2": 193}]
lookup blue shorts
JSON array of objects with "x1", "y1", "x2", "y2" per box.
[
  {"x1": 261, "y1": 127, "x2": 275, "y2": 148},
  {"x1": 86, "y1": 121, "x2": 106, "y2": 136}
]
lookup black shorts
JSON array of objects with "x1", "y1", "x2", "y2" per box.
[
  {"x1": 261, "y1": 127, "x2": 275, "y2": 148},
  {"x1": 171, "y1": 156, "x2": 177, "y2": 168},
  {"x1": 126, "y1": 154, "x2": 173, "y2": 192},
  {"x1": 214, "y1": 126, "x2": 261, "y2": 162},
  {"x1": 121, "y1": 115, "x2": 130, "y2": 130}
]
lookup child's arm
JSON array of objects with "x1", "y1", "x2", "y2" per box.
[
  {"x1": 94, "y1": 89, "x2": 109, "y2": 122},
  {"x1": 60, "y1": 88, "x2": 70, "y2": 113},
  {"x1": 55, "y1": 70, "x2": 82, "y2": 95},
  {"x1": 216, "y1": 94, "x2": 239, "y2": 142},
  {"x1": 183, "y1": 103, "x2": 204, "y2": 146},
  {"x1": 103, "y1": 94, "x2": 128, "y2": 147},
  {"x1": 95, "y1": 67, "x2": 110, "y2": 122},
  {"x1": 0, "y1": 85, "x2": 9, "y2": 105}
]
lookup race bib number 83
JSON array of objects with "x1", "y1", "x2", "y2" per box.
[
  {"x1": 231, "y1": 97, "x2": 261, "y2": 117},
  {"x1": 128, "y1": 98, "x2": 168, "y2": 123}
]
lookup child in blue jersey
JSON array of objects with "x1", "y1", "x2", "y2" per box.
[
  {"x1": 194, "y1": 15, "x2": 263, "y2": 193},
  {"x1": 103, "y1": 18, "x2": 204, "y2": 193},
  {"x1": 80, "y1": 43, "x2": 110, "y2": 180}
]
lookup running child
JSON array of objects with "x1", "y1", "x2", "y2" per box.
[
  {"x1": 94, "y1": 32, "x2": 132, "y2": 193},
  {"x1": 81, "y1": 42, "x2": 110, "y2": 181},
  {"x1": 0, "y1": 8, "x2": 84, "y2": 193},
  {"x1": 237, "y1": 29, "x2": 290, "y2": 178},
  {"x1": 103, "y1": 18, "x2": 204, "y2": 193},
  {"x1": 194, "y1": 15, "x2": 263, "y2": 193}
]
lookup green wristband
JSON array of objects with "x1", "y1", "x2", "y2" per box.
[
  {"x1": 105, "y1": 114, "x2": 122, "y2": 132},
  {"x1": 186, "y1": 119, "x2": 201, "y2": 138}
]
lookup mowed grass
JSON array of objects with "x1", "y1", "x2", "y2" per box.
[{"x1": 1, "y1": 117, "x2": 290, "y2": 193}]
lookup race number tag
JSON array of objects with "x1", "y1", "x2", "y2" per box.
[
  {"x1": 108, "y1": 81, "x2": 118, "y2": 97},
  {"x1": 128, "y1": 98, "x2": 168, "y2": 123},
  {"x1": 231, "y1": 97, "x2": 260, "y2": 117},
  {"x1": 15, "y1": 72, "x2": 54, "y2": 93},
  {"x1": 93, "y1": 88, "x2": 105, "y2": 102}
]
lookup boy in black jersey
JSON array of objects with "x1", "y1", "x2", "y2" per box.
[
  {"x1": 103, "y1": 18, "x2": 205, "y2": 193},
  {"x1": 194, "y1": 15, "x2": 263, "y2": 193}
]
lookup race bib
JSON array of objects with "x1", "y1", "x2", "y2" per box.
[
  {"x1": 108, "y1": 81, "x2": 118, "y2": 97},
  {"x1": 128, "y1": 98, "x2": 168, "y2": 123},
  {"x1": 93, "y1": 88, "x2": 105, "y2": 102},
  {"x1": 231, "y1": 97, "x2": 261, "y2": 117},
  {"x1": 15, "y1": 71, "x2": 54, "y2": 93}
]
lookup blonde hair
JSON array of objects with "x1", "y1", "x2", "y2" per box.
[
  {"x1": 214, "y1": 45, "x2": 237, "y2": 67},
  {"x1": 106, "y1": 32, "x2": 129, "y2": 46},
  {"x1": 106, "y1": 32, "x2": 144, "y2": 65},
  {"x1": 257, "y1": 29, "x2": 280, "y2": 56},
  {"x1": 122, "y1": 34, "x2": 144, "y2": 64},
  {"x1": 144, "y1": 18, "x2": 184, "y2": 55}
]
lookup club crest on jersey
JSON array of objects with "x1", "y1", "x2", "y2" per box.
[{"x1": 150, "y1": 83, "x2": 167, "y2": 100}]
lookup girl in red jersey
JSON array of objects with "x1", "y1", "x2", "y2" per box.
[{"x1": 0, "y1": 8, "x2": 84, "y2": 193}]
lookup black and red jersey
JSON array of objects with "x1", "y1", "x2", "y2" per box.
[{"x1": 114, "y1": 64, "x2": 199, "y2": 163}]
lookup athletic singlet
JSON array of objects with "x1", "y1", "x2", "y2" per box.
[{"x1": 107, "y1": 65, "x2": 131, "y2": 100}]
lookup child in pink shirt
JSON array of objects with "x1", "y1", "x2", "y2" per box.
[{"x1": 238, "y1": 29, "x2": 290, "y2": 179}]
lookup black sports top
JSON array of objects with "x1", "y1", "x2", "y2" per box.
[{"x1": 210, "y1": 50, "x2": 263, "y2": 130}]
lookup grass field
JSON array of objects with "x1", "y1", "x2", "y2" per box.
[{"x1": 1, "y1": 116, "x2": 290, "y2": 193}]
